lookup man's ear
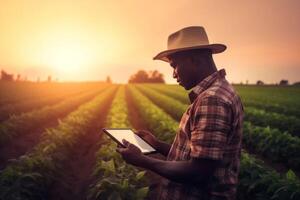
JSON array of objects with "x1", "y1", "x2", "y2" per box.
[
  {"x1": 192, "y1": 56, "x2": 206, "y2": 69},
  {"x1": 189, "y1": 56, "x2": 200, "y2": 71}
]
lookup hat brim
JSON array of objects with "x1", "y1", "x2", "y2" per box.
[{"x1": 153, "y1": 43, "x2": 226, "y2": 63}]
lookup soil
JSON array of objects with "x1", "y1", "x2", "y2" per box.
[
  {"x1": 0, "y1": 115, "x2": 65, "y2": 170},
  {"x1": 125, "y1": 86, "x2": 148, "y2": 130},
  {"x1": 0, "y1": 97, "x2": 63, "y2": 122},
  {"x1": 48, "y1": 122, "x2": 103, "y2": 200},
  {"x1": 0, "y1": 92, "x2": 100, "y2": 170},
  {"x1": 47, "y1": 91, "x2": 115, "y2": 200}
]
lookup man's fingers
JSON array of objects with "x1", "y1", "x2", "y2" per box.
[
  {"x1": 135, "y1": 131, "x2": 143, "y2": 136},
  {"x1": 117, "y1": 144, "x2": 121, "y2": 148},
  {"x1": 116, "y1": 148, "x2": 122, "y2": 153},
  {"x1": 136, "y1": 130, "x2": 147, "y2": 137},
  {"x1": 122, "y1": 139, "x2": 139, "y2": 150},
  {"x1": 122, "y1": 139, "x2": 130, "y2": 147}
]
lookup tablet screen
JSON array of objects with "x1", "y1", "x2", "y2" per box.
[{"x1": 103, "y1": 128, "x2": 156, "y2": 154}]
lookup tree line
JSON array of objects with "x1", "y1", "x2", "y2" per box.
[
  {"x1": 128, "y1": 70, "x2": 165, "y2": 83},
  {"x1": 2, "y1": 69, "x2": 298, "y2": 85}
]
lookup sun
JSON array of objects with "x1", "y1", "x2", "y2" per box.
[
  {"x1": 46, "y1": 41, "x2": 90, "y2": 75},
  {"x1": 39, "y1": 29, "x2": 94, "y2": 80}
]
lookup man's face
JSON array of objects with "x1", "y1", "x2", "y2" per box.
[{"x1": 169, "y1": 54, "x2": 198, "y2": 90}]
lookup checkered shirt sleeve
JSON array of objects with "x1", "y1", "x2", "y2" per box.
[{"x1": 190, "y1": 96, "x2": 232, "y2": 160}]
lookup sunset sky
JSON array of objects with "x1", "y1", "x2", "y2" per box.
[{"x1": 0, "y1": 0, "x2": 299, "y2": 84}]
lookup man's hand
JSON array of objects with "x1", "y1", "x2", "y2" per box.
[
  {"x1": 116, "y1": 140, "x2": 216, "y2": 184},
  {"x1": 116, "y1": 139, "x2": 145, "y2": 167},
  {"x1": 136, "y1": 130, "x2": 171, "y2": 156},
  {"x1": 135, "y1": 130, "x2": 159, "y2": 149}
]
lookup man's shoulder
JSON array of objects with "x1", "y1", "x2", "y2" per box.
[{"x1": 196, "y1": 78, "x2": 238, "y2": 105}]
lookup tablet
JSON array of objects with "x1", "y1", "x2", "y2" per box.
[{"x1": 102, "y1": 128, "x2": 157, "y2": 154}]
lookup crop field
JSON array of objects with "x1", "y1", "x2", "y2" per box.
[{"x1": 0, "y1": 82, "x2": 300, "y2": 200}]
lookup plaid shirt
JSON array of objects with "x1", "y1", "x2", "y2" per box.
[{"x1": 158, "y1": 69, "x2": 244, "y2": 200}]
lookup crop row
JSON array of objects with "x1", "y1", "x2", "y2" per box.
[
  {"x1": 129, "y1": 86, "x2": 177, "y2": 143},
  {"x1": 243, "y1": 121, "x2": 300, "y2": 170},
  {"x1": 0, "y1": 90, "x2": 83, "y2": 122},
  {"x1": 244, "y1": 107, "x2": 300, "y2": 137},
  {"x1": 242, "y1": 99, "x2": 300, "y2": 118},
  {"x1": 0, "y1": 85, "x2": 107, "y2": 146},
  {"x1": 0, "y1": 82, "x2": 107, "y2": 106},
  {"x1": 238, "y1": 152, "x2": 300, "y2": 200},
  {"x1": 0, "y1": 87, "x2": 116, "y2": 200},
  {"x1": 131, "y1": 85, "x2": 300, "y2": 200},
  {"x1": 235, "y1": 85, "x2": 300, "y2": 118},
  {"x1": 144, "y1": 84, "x2": 189, "y2": 104},
  {"x1": 88, "y1": 86, "x2": 148, "y2": 200},
  {"x1": 136, "y1": 85, "x2": 187, "y2": 121},
  {"x1": 146, "y1": 84, "x2": 300, "y2": 118}
]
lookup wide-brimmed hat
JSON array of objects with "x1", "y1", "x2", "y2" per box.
[{"x1": 153, "y1": 26, "x2": 226, "y2": 62}]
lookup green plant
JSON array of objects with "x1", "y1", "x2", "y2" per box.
[
  {"x1": 0, "y1": 86, "x2": 116, "y2": 200},
  {"x1": 88, "y1": 85, "x2": 149, "y2": 200}
]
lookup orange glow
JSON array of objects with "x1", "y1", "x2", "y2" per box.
[
  {"x1": 39, "y1": 29, "x2": 93, "y2": 78},
  {"x1": 0, "y1": 0, "x2": 299, "y2": 83}
]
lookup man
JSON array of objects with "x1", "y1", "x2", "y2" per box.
[{"x1": 117, "y1": 26, "x2": 244, "y2": 200}]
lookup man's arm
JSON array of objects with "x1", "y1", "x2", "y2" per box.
[
  {"x1": 117, "y1": 140, "x2": 218, "y2": 184},
  {"x1": 139, "y1": 155, "x2": 217, "y2": 184},
  {"x1": 155, "y1": 140, "x2": 171, "y2": 157}
]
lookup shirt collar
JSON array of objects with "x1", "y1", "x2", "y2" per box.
[{"x1": 188, "y1": 69, "x2": 226, "y2": 103}]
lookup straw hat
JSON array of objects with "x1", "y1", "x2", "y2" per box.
[{"x1": 153, "y1": 26, "x2": 226, "y2": 62}]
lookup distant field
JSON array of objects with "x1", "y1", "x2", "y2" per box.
[
  {"x1": 0, "y1": 82, "x2": 299, "y2": 200},
  {"x1": 235, "y1": 85, "x2": 300, "y2": 117}
]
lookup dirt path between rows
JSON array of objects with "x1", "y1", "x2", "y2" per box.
[
  {"x1": 48, "y1": 92, "x2": 115, "y2": 200},
  {"x1": 0, "y1": 93, "x2": 101, "y2": 170},
  {"x1": 0, "y1": 114, "x2": 68, "y2": 170},
  {"x1": 125, "y1": 87, "x2": 148, "y2": 130},
  {"x1": 125, "y1": 87, "x2": 167, "y2": 200},
  {"x1": 48, "y1": 123, "x2": 103, "y2": 200}
]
